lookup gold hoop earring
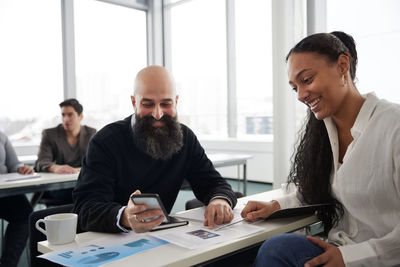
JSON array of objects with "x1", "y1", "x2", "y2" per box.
[{"x1": 342, "y1": 75, "x2": 347, "y2": 86}]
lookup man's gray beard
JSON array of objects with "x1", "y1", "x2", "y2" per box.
[{"x1": 132, "y1": 114, "x2": 183, "y2": 160}]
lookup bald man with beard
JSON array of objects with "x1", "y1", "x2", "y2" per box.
[{"x1": 73, "y1": 66, "x2": 237, "y2": 233}]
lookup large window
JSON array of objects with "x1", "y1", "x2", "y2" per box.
[
  {"x1": 165, "y1": 0, "x2": 274, "y2": 139},
  {"x1": 166, "y1": 0, "x2": 228, "y2": 138},
  {"x1": 327, "y1": 0, "x2": 400, "y2": 103},
  {"x1": 0, "y1": 0, "x2": 63, "y2": 145},
  {"x1": 235, "y1": 0, "x2": 273, "y2": 138},
  {"x1": 74, "y1": 0, "x2": 148, "y2": 130}
]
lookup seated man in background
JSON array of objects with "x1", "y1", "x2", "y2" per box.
[
  {"x1": 73, "y1": 65, "x2": 237, "y2": 233},
  {"x1": 35, "y1": 98, "x2": 96, "y2": 204},
  {"x1": 0, "y1": 131, "x2": 34, "y2": 267}
]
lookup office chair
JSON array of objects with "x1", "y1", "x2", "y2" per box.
[
  {"x1": 31, "y1": 163, "x2": 73, "y2": 208},
  {"x1": 28, "y1": 204, "x2": 79, "y2": 267},
  {"x1": 30, "y1": 191, "x2": 73, "y2": 208},
  {"x1": 185, "y1": 191, "x2": 244, "y2": 210}
]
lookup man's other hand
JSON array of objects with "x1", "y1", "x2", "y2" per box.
[
  {"x1": 203, "y1": 198, "x2": 233, "y2": 229},
  {"x1": 48, "y1": 164, "x2": 78, "y2": 174}
]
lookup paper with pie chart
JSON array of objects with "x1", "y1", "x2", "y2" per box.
[{"x1": 39, "y1": 233, "x2": 169, "y2": 267}]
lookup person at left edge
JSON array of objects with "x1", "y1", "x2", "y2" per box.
[
  {"x1": 0, "y1": 131, "x2": 34, "y2": 267},
  {"x1": 73, "y1": 65, "x2": 237, "y2": 233}
]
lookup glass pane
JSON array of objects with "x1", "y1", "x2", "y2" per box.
[
  {"x1": 235, "y1": 0, "x2": 273, "y2": 138},
  {"x1": 164, "y1": 0, "x2": 182, "y2": 5},
  {"x1": 0, "y1": 0, "x2": 63, "y2": 145},
  {"x1": 168, "y1": 0, "x2": 228, "y2": 138},
  {"x1": 74, "y1": 0, "x2": 147, "y2": 130},
  {"x1": 327, "y1": 0, "x2": 400, "y2": 103}
]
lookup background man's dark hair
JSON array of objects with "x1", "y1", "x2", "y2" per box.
[{"x1": 59, "y1": 98, "x2": 83, "y2": 115}]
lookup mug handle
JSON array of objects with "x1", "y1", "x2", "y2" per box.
[{"x1": 35, "y1": 219, "x2": 47, "y2": 236}]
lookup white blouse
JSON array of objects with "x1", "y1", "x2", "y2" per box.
[{"x1": 276, "y1": 93, "x2": 400, "y2": 266}]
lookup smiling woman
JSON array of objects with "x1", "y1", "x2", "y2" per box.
[
  {"x1": 284, "y1": 32, "x2": 362, "y2": 230},
  {"x1": 242, "y1": 31, "x2": 400, "y2": 267}
]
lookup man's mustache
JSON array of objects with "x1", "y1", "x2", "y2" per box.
[{"x1": 140, "y1": 114, "x2": 176, "y2": 125}]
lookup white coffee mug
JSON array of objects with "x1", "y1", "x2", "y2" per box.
[{"x1": 35, "y1": 213, "x2": 78, "y2": 245}]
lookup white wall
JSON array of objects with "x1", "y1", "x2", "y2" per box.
[
  {"x1": 13, "y1": 144, "x2": 39, "y2": 157},
  {"x1": 201, "y1": 140, "x2": 273, "y2": 183}
]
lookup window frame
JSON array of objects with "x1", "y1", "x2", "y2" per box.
[{"x1": 62, "y1": 0, "x2": 153, "y2": 100}]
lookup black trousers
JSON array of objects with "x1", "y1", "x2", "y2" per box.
[
  {"x1": 203, "y1": 244, "x2": 260, "y2": 267},
  {"x1": 0, "y1": 195, "x2": 32, "y2": 267},
  {"x1": 43, "y1": 188, "x2": 73, "y2": 204}
]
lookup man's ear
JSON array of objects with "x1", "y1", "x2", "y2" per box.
[
  {"x1": 175, "y1": 95, "x2": 179, "y2": 106},
  {"x1": 79, "y1": 113, "x2": 83, "y2": 121},
  {"x1": 131, "y1": 95, "x2": 136, "y2": 109}
]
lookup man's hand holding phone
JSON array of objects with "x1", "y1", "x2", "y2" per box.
[{"x1": 121, "y1": 190, "x2": 165, "y2": 233}]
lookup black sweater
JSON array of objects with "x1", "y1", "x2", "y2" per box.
[{"x1": 73, "y1": 116, "x2": 237, "y2": 233}]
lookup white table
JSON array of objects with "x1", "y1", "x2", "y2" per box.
[
  {"x1": 0, "y1": 173, "x2": 78, "y2": 198},
  {"x1": 208, "y1": 153, "x2": 252, "y2": 195},
  {"x1": 38, "y1": 189, "x2": 318, "y2": 267}
]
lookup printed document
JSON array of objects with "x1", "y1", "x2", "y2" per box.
[
  {"x1": 0, "y1": 172, "x2": 41, "y2": 182},
  {"x1": 174, "y1": 206, "x2": 250, "y2": 230},
  {"x1": 39, "y1": 233, "x2": 169, "y2": 267},
  {"x1": 174, "y1": 207, "x2": 243, "y2": 224},
  {"x1": 149, "y1": 221, "x2": 264, "y2": 249}
]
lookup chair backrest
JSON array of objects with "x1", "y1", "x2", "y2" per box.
[{"x1": 28, "y1": 204, "x2": 75, "y2": 267}]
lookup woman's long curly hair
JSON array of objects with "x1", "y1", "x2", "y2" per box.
[{"x1": 286, "y1": 31, "x2": 358, "y2": 234}]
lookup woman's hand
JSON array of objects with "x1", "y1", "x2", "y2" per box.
[
  {"x1": 304, "y1": 236, "x2": 345, "y2": 267},
  {"x1": 241, "y1": 200, "x2": 281, "y2": 222}
]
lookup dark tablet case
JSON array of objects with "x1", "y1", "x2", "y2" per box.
[{"x1": 267, "y1": 203, "x2": 331, "y2": 219}]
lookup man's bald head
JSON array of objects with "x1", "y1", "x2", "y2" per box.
[
  {"x1": 133, "y1": 65, "x2": 176, "y2": 97},
  {"x1": 131, "y1": 66, "x2": 183, "y2": 160},
  {"x1": 131, "y1": 65, "x2": 179, "y2": 123}
]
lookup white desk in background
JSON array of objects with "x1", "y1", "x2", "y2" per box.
[
  {"x1": 38, "y1": 189, "x2": 318, "y2": 267},
  {"x1": 18, "y1": 153, "x2": 252, "y2": 195},
  {"x1": 0, "y1": 172, "x2": 78, "y2": 198},
  {"x1": 208, "y1": 153, "x2": 252, "y2": 196}
]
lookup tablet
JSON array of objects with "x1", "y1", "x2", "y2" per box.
[{"x1": 267, "y1": 203, "x2": 332, "y2": 219}]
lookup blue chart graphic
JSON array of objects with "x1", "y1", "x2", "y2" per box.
[{"x1": 44, "y1": 237, "x2": 169, "y2": 267}]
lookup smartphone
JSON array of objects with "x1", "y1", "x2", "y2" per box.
[{"x1": 130, "y1": 193, "x2": 169, "y2": 223}]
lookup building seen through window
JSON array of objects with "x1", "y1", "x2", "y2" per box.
[
  {"x1": 0, "y1": 0, "x2": 63, "y2": 145},
  {"x1": 166, "y1": 0, "x2": 274, "y2": 139},
  {"x1": 74, "y1": 0, "x2": 147, "y2": 131}
]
